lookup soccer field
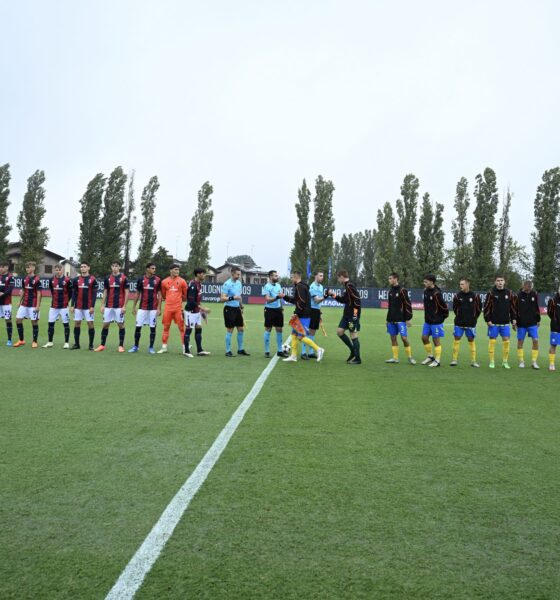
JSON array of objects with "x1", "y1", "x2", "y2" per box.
[{"x1": 1, "y1": 304, "x2": 559, "y2": 599}]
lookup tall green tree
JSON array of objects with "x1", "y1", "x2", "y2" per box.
[
  {"x1": 185, "y1": 181, "x2": 214, "y2": 277},
  {"x1": 450, "y1": 176, "x2": 472, "y2": 281},
  {"x1": 152, "y1": 245, "x2": 173, "y2": 277},
  {"x1": 17, "y1": 170, "x2": 49, "y2": 267},
  {"x1": 498, "y1": 187, "x2": 513, "y2": 275},
  {"x1": 336, "y1": 233, "x2": 360, "y2": 283},
  {"x1": 123, "y1": 170, "x2": 136, "y2": 275},
  {"x1": 416, "y1": 193, "x2": 445, "y2": 281},
  {"x1": 372, "y1": 202, "x2": 396, "y2": 286},
  {"x1": 360, "y1": 229, "x2": 376, "y2": 286},
  {"x1": 78, "y1": 173, "x2": 105, "y2": 273},
  {"x1": 471, "y1": 167, "x2": 499, "y2": 290},
  {"x1": 98, "y1": 166, "x2": 127, "y2": 274},
  {"x1": 0, "y1": 163, "x2": 11, "y2": 260},
  {"x1": 310, "y1": 175, "x2": 335, "y2": 274},
  {"x1": 394, "y1": 174, "x2": 419, "y2": 286},
  {"x1": 290, "y1": 179, "x2": 312, "y2": 274},
  {"x1": 136, "y1": 175, "x2": 160, "y2": 271},
  {"x1": 532, "y1": 167, "x2": 560, "y2": 291}
]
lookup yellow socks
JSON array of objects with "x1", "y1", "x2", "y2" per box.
[
  {"x1": 424, "y1": 343, "x2": 433, "y2": 356},
  {"x1": 531, "y1": 349, "x2": 539, "y2": 363},
  {"x1": 468, "y1": 339, "x2": 476, "y2": 361},
  {"x1": 291, "y1": 334, "x2": 299, "y2": 355},
  {"x1": 517, "y1": 348, "x2": 524, "y2": 362},
  {"x1": 392, "y1": 346, "x2": 399, "y2": 360},
  {"x1": 488, "y1": 338, "x2": 496, "y2": 361},
  {"x1": 452, "y1": 340, "x2": 460, "y2": 361},
  {"x1": 405, "y1": 345, "x2": 412, "y2": 358},
  {"x1": 550, "y1": 353, "x2": 556, "y2": 366},
  {"x1": 434, "y1": 345, "x2": 442, "y2": 362},
  {"x1": 301, "y1": 336, "x2": 319, "y2": 353},
  {"x1": 503, "y1": 340, "x2": 510, "y2": 362}
]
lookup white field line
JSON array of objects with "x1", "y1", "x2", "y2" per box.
[{"x1": 105, "y1": 349, "x2": 285, "y2": 600}]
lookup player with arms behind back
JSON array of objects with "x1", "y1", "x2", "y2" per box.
[
  {"x1": 14, "y1": 261, "x2": 42, "y2": 348},
  {"x1": 484, "y1": 274, "x2": 517, "y2": 369},
  {"x1": 43, "y1": 264, "x2": 72, "y2": 349},
  {"x1": 183, "y1": 267, "x2": 211, "y2": 358},
  {"x1": 95, "y1": 261, "x2": 129, "y2": 352},
  {"x1": 385, "y1": 272, "x2": 415, "y2": 364},
  {"x1": 546, "y1": 286, "x2": 560, "y2": 371},
  {"x1": 0, "y1": 261, "x2": 14, "y2": 346},
  {"x1": 515, "y1": 279, "x2": 540, "y2": 369},
  {"x1": 451, "y1": 277, "x2": 481, "y2": 367},
  {"x1": 70, "y1": 262, "x2": 98, "y2": 350},
  {"x1": 421, "y1": 274, "x2": 449, "y2": 367},
  {"x1": 129, "y1": 262, "x2": 161, "y2": 354}
]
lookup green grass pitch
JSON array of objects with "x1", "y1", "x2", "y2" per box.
[{"x1": 1, "y1": 303, "x2": 559, "y2": 599}]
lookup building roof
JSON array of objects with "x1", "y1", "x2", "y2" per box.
[{"x1": 8, "y1": 242, "x2": 66, "y2": 262}]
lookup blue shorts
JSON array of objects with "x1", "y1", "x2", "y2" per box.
[
  {"x1": 292, "y1": 317, "x2": 310, "y2": 338},
  {"x1": 422, "y1": 323, "x2": 445, "y2": 338},
  {"x1": 454, "y1": 326, "x2": 476, "y2": 339},
  {"x1": 550, "y1": 332, "x2": 559, "y2": 347},
  {"x1": 488, "y1": 324, "x2": 511, "y2": 339},
  {"x1": 517, "y1": 326, "x2": 539, "y2": 341},
  {"x1": 387, "y1": 322, "x2": 408, "y2": 337}
]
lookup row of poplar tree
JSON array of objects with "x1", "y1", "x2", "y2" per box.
[
  {"x1": 290, "y1": 167, "x2": 560, "y2": 292},
  {"x1": 0, "y1": 164, "x2": 215, "y2": 278}
]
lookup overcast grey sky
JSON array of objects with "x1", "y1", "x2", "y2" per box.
[{"x1": 2, "y1": 0, "x2": 559, "y2": 272}]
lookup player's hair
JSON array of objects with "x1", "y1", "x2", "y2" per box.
[
  {"x1": 169, "y1": 263, "x2": 180, "y2": 270},
  {"x1": 389, "y1": 272, "x2": 399, "y2": 280},
  {"x1": 424, "y1": 274, "x2": 436, "y2": 283},
  {"x1": 268, "y1": 270, "x2": 277, "y2": 277},
  {"x1": 54, "y1": 263, "x2": 63, "y2": 269},
  {"x1": 523, "y1": 279, "x2": 533, "y2": 286},
  {"x1": 145, "y1": 262, "x2": 155, "y2": 269},
  {"x1": 0, "y1": 261, "x2": 8, "y2": 267},
  {"x1": 459, "y1": 277, "x2": 470, "y2": 283},
  {"x1": 337, "y1": 270, "x2": 349, "y2": 278},
  {"x1": 291, "y1": 270, "x2": 302, "y2": 276},
  {"x1": 25, "y1": 261, "x2": 37, "y2": 268},
  {"x1": 230, "y1": 266, "x2": 241, "y2": 274},
  {"x1": 494, "y1": 274, "x2": 505, "y2": 280},
  {"x1": 80, "y1": 261, "x2": 90, "y2": 267},
  {"x1": 194, "y1": 267, "x2": 205, "y2": 276},
  {"x1": 313, "y1": 270, "x2": 324, "y2": 276},
  {"x1": 111, "y1": 260, "x2": 121, "y2": 267}
]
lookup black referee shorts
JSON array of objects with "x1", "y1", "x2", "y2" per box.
[
  {"x1": 264, "y1": 307, "x2": 284, "y2": 328},
  {"x1": 309, "y1": 308, "x2": 322, "y2": 330},
  {"x1": 224, "y1": 306, "x2": 244, "y2": 329}
]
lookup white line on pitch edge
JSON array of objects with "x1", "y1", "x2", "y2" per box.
[{"x1": 105, "y1": 350, "x2": 284, "y2": 600}]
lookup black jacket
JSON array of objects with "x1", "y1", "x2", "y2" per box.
[
  {"x1": 283, "y1": 281, "x2": 311, "y2": 318},
  {"x1": 516, "y1": 289, "x2": 540, "y2": 328},
  {"x1": 453, "y1": 290, "x2": 481, "y2": 327},
  {"x1": 483, "y1": 287, "x2": 517, "y2": 324},
  {"x1": 423, "y1": 286, "x2": 449, "y2": 325},
  {"x1": 335, "y1": 280, "x2": 361, "y2": 319},
  {"x1": 387, "y1": 285, "x2": 413, "y2": 322},
  {"x1": 547, "y1": 293, "x2": 560, "y2": 333}
]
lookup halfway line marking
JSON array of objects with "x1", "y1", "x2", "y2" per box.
[{"x1": 105, "y1": 351, "x2": 284, "y2": 600}]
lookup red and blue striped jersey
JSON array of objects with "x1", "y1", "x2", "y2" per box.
[
  {"x1": 104, "y1": 274, "x2": 129, "y2": 308},
  {"x1": 49, "y1": 275, "x2": 72, "y2": 309},
  {"x1": 136, "y1": 275, "x2": 161, "y2": 310},
  {"x1": 0, "y1": 272, "x2": 14, "y2": 305},
  {"x1": 21, "y1": 275, "x2": 41, "y2": 307},
  {"x1": 185, "y1": 279, "x2": 202, "y2": 313},
  {"x1": 72, "y1": 276, "x2": 98, "y2": 309}
]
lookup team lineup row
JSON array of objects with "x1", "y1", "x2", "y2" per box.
[{"x1": 1, "y1": 260, "x2": 560, "y2": 371}]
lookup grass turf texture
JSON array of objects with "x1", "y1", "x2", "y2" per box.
[{"x1": 1, "y1": 303, "x2": 559, "y2": 599}]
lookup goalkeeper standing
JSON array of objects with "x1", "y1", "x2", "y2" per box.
[{"x1": 328, "y1": 270, "x2": 362, "y2": 364}]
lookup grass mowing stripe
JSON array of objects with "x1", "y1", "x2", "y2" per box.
[{"x1": 105, "y1": 345, "x2": 286, "y2": 600}]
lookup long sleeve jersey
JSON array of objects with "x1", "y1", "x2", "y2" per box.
[
  {"x1": 335, "y1": 280, "x2": 361, "y2": 319},
  {"x1": 547, "y1": 293, "x2": 560, "y2": 333},
  {"x1": 483, "y1": 287, "x2": 517, "y2": 324},
  {"x1": 452, "y1": 290, "x2": 481, "y2": 327},
  {"x1": 386, "y1": 285, "x2": 412, "y2": 322},
  {"x1": 515, "y1": 289, "x2": 540, "y2": 328},
  {"x1": 283, "y1": 281, "x2": 312, "y2": 318},
  {"x1": 423, "y1": 286, "x2": 449, "y2": 325}
]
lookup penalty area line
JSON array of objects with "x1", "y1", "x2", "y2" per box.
[{"x1": 105, "y1": 351, "x2": 284, "y2": 600}]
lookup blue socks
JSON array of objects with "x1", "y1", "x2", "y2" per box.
[
  {"x1": 308, "y1": 334, "x2": 315, "y2": 357},
  {"x1": 264, "y1": 330, "x2": 271, "y2": 353},
  {"x1": 237, "y1": 331, "x2": 244, "y2": 350},
  {"x1": 276, "y1": 331, "x2": 283, "y2": 352},
  {"x1": 226, "y1": 331, "x2": 232, "y2": 352}
]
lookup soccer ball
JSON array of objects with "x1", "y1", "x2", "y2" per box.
[{"x1": 282, "y1": 342, "x2": 292, "y2": 355}]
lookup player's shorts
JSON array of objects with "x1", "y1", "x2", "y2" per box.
[
  {"x1": 422, "y1": 323, "x2": 445, "y2": 338},
  {"x1": 550, "y1": 332, "x2": 560, "y2": 347},
  {"x1": 0, "y1": 305, "x2": 12, "y2": 319},
  {"x1": 49, "y1": 308, "x2": 69, "y2": 324},
  {"x1": 339, "y1": 315, "x2": 361, "y2": 333},
  {"x1": 136, "y1": 309, "x2": 158, "y2": 327},
  {"x1": 453, "y1": 326, "x2": 476, "y2": 339},
  {"x1": 224, "y1": 306, "x2": 244, "y2": 329},
  {"x1": 184, "y1": 311, "x2": 202, "y2": 328},
  {"x1": 103, "y1": 307, "x2": 125, "y2": 324},
  {"x1": 74, "y1": 308, "x2": 94, "y2": 322},
  {"x1": 309, "y1": 308, "x2": 321, "y2": 330},
  {"x1": 162, "y1": 309, "x2": 184, "y2": 329},
  {"x1": 292, "y1": 316, "x2": 310, "y2": 337},
  {"x1": 16, "y1": 306, "x2": 40, "y2": 321},
  {"x1": 487, "y1": 324, "x2": 510, "y2": 339},
  {"x1": 264, "y1": 307, "x2": 284, "y2": 329},
  {"x1": 517, "y1": 325, "x2": 539, "y2": 341},
  {"x1": 387, "y1": 321, "x2": 408, "y2": 337}
]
